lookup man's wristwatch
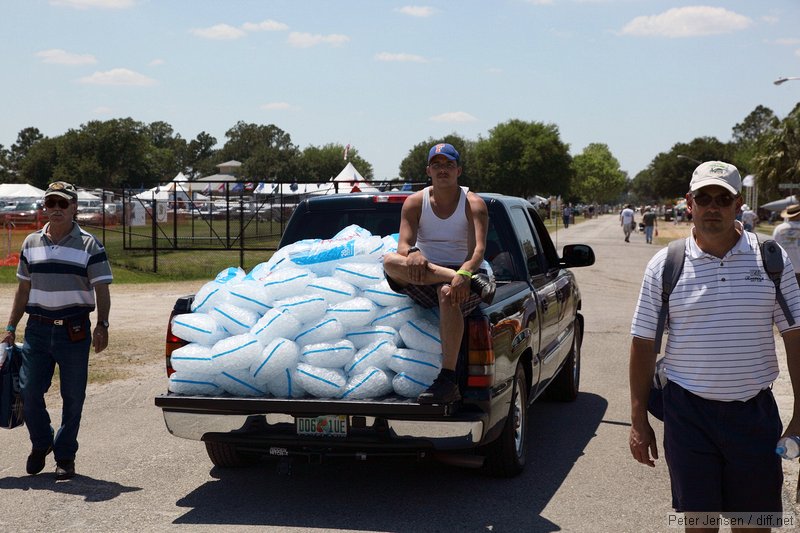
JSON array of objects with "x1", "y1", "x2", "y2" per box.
[
  {"x1": 407, "y1": 246, "x2": 420, "y2": 255},
  {"x1": 97, "y1": 320, "x2": 109, "y2": 329}
]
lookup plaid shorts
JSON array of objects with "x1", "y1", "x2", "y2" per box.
[{"x1": 384, "y1": 267, "x2": 485, "y2": 317}]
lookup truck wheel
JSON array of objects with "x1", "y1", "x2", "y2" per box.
[
  {"x1": 205, "y1": 440, "x2": 258, "y2": 468},
  {"x1": 547, "y1": 319, "x2": 581, "y2": 402},
  {"x1": 482, "y1": 364, "x2": 527, "y2": 477}
]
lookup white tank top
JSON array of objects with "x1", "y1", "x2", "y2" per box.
[{"x1": 416, "y1": 186, "x2": 470, "y2": 266}]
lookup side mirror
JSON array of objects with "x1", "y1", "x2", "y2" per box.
[{"x1": 560, "y1": 244, "x2": 595, "y2": 268}]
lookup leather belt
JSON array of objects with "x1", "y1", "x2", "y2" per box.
[{"x1": 29, "y1": 314, "x2": 89, "y2": 326}]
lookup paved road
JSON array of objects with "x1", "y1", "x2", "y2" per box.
[{"x1": 0, "y1": 215, "x2": 797, "y2": 532}]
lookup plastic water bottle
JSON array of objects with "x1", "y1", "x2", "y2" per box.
[
  {"x1": 776, "y1": 436, "x2": 800, "y2": 460},
  {"x1": 0, "y1": 342, "x2": 8, "y2": 368}
]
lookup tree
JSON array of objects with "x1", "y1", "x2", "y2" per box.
[
  {"x1": 185, "y1": 131, "x2": 218, "y2": 178},
  {"x1": 398, "y1": 134, "x2": 473, "y2": 186},
  {"x1": 471, "y1": 120, "x2": 572, "y2": 197},
  {"x1": 632, "y1": 137, "x2": 733, "y2": 201},
  {"x1": 0, "y1": 144, "x2": 13, "y2": 183},
  {"x1": 752, "y1": 103, "x2": 800, "y2": 202},
  {"x1": 10, "y1": 127, "x2": 44, "y2": 170},
  {"x1": 17, "y1": 137, "x2": 58, "y2": 189},
  {"x1": 731, "y1": 105, "x2": 780, "y2": 174},
  {"x1": 301, "y1": 143, "x2": 373, "y2": 183},
  {"x1": 217, "y1": 121, "x2": 301, "y2": 181},
  {"x1": 571, "y1": 143, "x2": 627, "y2": 204}
]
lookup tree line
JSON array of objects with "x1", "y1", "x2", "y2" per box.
[{"x1": 1, "y1": 103, "x2": 796, "y2": 205}]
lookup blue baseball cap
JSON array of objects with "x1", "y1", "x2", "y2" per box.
[{"x1": 428, "y1": 143, "x2": 460, "y2": 163}]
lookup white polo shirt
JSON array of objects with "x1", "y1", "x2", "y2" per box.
[{"x1": 631, "y1": 227, "x2": 800, "y2": 402}]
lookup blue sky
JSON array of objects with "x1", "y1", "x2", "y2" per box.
[{"x1": 1, "y1": 0, "x2": 799, "y2": 183}]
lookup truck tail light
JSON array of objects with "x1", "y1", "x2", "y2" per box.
[
  {"x1": 165, "y1": 310, "x2": 188, "y2": 377},
  {"x1": 372, "y1": 195, "x2": 408, "y2": 204},
  {"x1": 466, "y1": 316, "x2": 495, "y2": 388}
]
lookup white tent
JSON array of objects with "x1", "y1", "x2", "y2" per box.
[
  {"x1": 0, "y1": 183, "x2": 46, "y2": 199},
  {"x1": 332, "y1": 162, "x2": 367, "y2": 183},
  {"x1": 77, "y1": 190, "x2": 101, "y2": 201}
]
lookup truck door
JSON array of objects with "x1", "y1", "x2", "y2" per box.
[{"x1": 507, "y1": 207, "x2": 560, "y2": 386}]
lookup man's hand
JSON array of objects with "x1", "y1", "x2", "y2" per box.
[
  {"x1": 1, "y1": 331, "x2": 14, "y2": 346},
  {"x1": 405, "y1": 251, "x2": 429, "y2": 284},
  {"x1": 448, "y1": 273, "x2": 471, "y2": 306},
  {"x1": 93, "y1": 326, "x2": 108, "y2": 353},
  {"x1": 630, "y1": 420, "x2": 659, "y2": 467}
]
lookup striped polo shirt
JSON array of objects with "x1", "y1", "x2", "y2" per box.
[
  {"x1": 631, "y1": 227, "x2": 800, "y2": 402},
  {"x1": 17, "y1": 222, "x2": 113, "y2": 319}
]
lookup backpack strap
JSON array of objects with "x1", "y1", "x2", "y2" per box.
[
  {"x1": 654, "y1": 238, "x2": 687, "y2": 354},
  {"x1": 755, "y1": 234, "x2": 795, "y2": 326}
]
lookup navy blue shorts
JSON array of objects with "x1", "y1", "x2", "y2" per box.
[{"x1": 663, "y1": 382, "x2": 783, "y2": 513}]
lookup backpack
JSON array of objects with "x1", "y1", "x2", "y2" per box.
[{"x1": 647, "y1": 235, "x2": 795, "y2": 420}]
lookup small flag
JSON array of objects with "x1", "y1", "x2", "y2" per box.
[
  {"x1": 343, "y1": 143, "x2": 350, "y2": 160},
  {"x1": 245, "y1": 182, "x2": 254, "y2": 191},
  {"x1": 201, "y1": 184, "x2": 211, "y2": 195}
]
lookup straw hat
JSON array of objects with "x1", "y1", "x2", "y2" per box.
[{"x1": 780, "y1": 204, "x2": 800, "y2": 219}]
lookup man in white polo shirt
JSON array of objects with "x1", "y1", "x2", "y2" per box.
[{"x1": 628, "y1": 161, "x2": 800, "y2": 526}]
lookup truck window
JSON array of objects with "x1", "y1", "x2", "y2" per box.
[
  {"x1": 528, "y1": 207, "x2": 560, "y2": 269},
  {"x1": 508, "y1": 207, "x2": 542, "y2": 277}
]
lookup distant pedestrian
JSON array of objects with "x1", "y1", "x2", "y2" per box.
[
  {"x1": 642, "y1": 207, "x2": 658, "y2": 244},
  {"x1": 773, "y1": 203, "x2": 800, "y2": 286},
  {"x1": 741, "y1": 204, "x2": 758, "y2": 232},
  {"x1": 620, "y1": 204, "x2": 635, "y2": 242},
  {"x1": 562, "y1": 204, "x2": 572, "y2": 229}
]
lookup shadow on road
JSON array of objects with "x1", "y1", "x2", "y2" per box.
[
  {"x1": 172, "y1": 392, "x2": 607, "y2": 532},
  {"x1": 0, "y1": 474, "x2": 141, "y2": 502}
]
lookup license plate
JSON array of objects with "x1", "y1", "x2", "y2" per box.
[{"x1": 296, "y1": 415, "x2": 348, "y2": 437}]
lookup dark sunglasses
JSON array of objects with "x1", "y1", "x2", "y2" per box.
[
  {"x1": 45, "y1": 198, "x2": 71, "y2": 209},
  {"x1": 692, "y1": 193, "x2": 737, "y2": 208}
]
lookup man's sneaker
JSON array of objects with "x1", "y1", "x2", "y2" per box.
[
  {"x1": 417, "y1": 376, "x2": 461, "y2": 404},
  {"x1": 26, "y1": 446, "x2": 52, "y2": 475},
  {"x1": 55, "y1": 459, "x2": 75, "y2": 480},
  {"x1": 470, "y1": 273, "x2": 496, "y2": 304}
]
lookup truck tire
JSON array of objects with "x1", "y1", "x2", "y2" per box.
[
  {"x1": 482, "y1": 364, "x2": 527, "y2": 477},
  {"x1": 205, "y1": 440, "x2": 258, "y2": 468},
  {"x1": 546, "y1": 318, "x2": 582, "y2": 402}
]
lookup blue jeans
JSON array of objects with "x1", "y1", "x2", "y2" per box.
[
  {"x1": 20, "y1": 318, "x2": 91, "y2": 461},
  {"x1": 644, "y1": 225, "x2": 654, "y2": 243}
]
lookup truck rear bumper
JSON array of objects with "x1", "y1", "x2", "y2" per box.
[{"x1": 156, "y1": 395, "x2": 487, "y2": 451}]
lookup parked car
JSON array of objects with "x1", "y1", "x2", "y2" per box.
[
  {"x1": 1, "y1": 201, "x2": 44, "y2": 228},
  {"x1": 76, "y1": 206, "x2": 117, "y2": 226}
]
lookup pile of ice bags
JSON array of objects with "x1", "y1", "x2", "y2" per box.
[{"x1": 168, "y1": 225, "x2": 445, "y2": 400}]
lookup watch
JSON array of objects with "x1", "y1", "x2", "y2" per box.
[
  {"x1": 407, "y1": 246, "x2": 420, "y2": 255},
  {"x1": 98, "y1": 320, "x2": 109, "y2": 328}
]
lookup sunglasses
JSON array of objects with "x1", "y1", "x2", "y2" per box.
[
  {"x1": 692, "y1": 193, "x2": 737, "y2": 208},
  {"x1": 45, "y1": 198, "x2": 71, "y2": 209},
  {"x1": 429, "y1": 161, "x2": 458, "y2": 170}
]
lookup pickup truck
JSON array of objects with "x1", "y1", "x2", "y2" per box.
[{"x1": 155, "y1": 192, "x2": 595, "y2": 477}]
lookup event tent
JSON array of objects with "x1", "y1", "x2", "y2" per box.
[
  {"x1": 332, "y1": 162, "x2": 367, "y2": 183},
  {"x1": 0, "y1": 183, "x2": 46, "y2": 199}
]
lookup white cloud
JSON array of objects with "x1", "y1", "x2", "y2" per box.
[
  {"x1": 430, "y1": 111, "x2": 477, "y2": 123},
  {"x1": 487, "y1": 67, "x2": 504, "y2": 74},
  {"x1": 287, "y1": 32, "x2": 350, "y2": 48},
  {"x1": 375, "y1": 52, "x2": 429, "y2": 63},
  {"x1": 395, "y1": 6, "x2": 436, "y2": 17},
  {"x1": 761, "y1": 15, "x2": 779, "y2": 24},
  {"x1": 260, "y1": 102, "x2": 293, "y2": 110},
  {"x1": 796, "y1": 49, "x2": 800, "y2": 58},
  {"x1": 524, "y1": 0, "x2": 554, "y2": 5},
  {"x1": 149, "y1": 58, "x2": 165, "y2": 66},
  {"x1": 92, "y1": 106, "x2": 114, "y2": 115},
  {"x1": 242, "y1": 19, "x2": 289, "y2": 32},
  {"x1": 36, "y1": 48, "x2": 97, "y2": 65},
  {"x1": 620, "y1": 6, "x2": 752, "y2": 38},
  {"x1": 50, "y1": 0, "x2": 134, "y2": 8},
  {"x1": 190, "y1": 24, "x2": 246, "y2": 40},
  {"x1": 78, "y1": 68, "x2": 157, "y2": 86}
]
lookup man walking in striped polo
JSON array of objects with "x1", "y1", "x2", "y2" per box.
[
  {"x1": 2, "y1": 181, "x2": 112, "y2": 480},
  {"x1": 628, "y1": 162, "x2": 800, "y2": 531}
]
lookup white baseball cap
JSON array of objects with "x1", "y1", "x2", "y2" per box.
[{"x1": 689, "y1": 161, "x2": 741, "y2": 195}]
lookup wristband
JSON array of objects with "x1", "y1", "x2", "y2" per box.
[
  {"x1": 456, "y1": 269, "x2": 473, "y2": 279},
  {"x1": 5, "y1": 325, "x2": 14, "y2": 333}
]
